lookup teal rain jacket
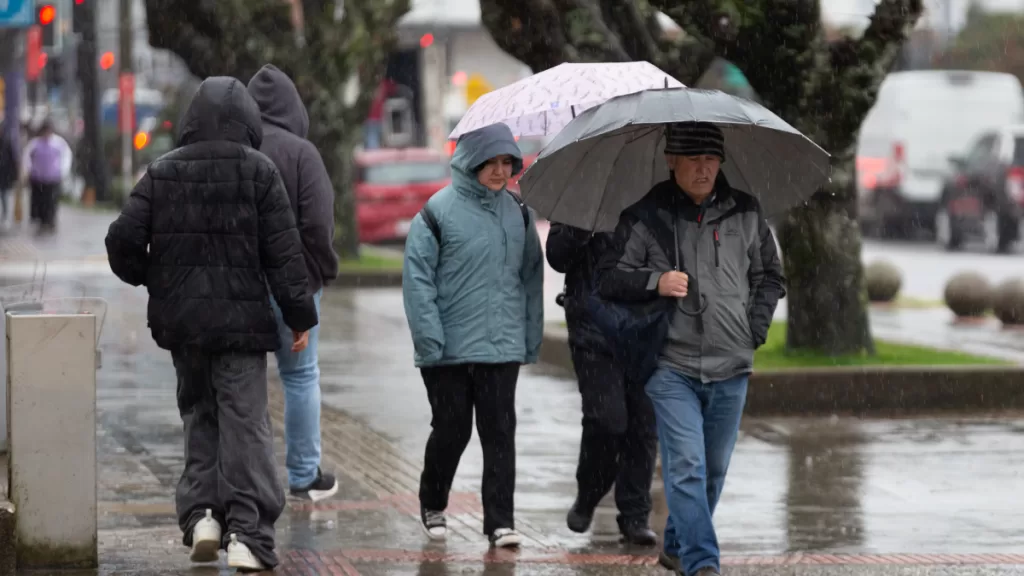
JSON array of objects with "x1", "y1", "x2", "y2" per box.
[{"x1": 402, "y1": 123, "x2": 545, "y2": 368}]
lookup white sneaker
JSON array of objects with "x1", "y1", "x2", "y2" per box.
[
  {"x1": 189, "y1": 509, "x2": 221, "y2": 563},
  {"x1": 489, "y1": 527, "x2": 522, "y2": 548},
  {"x1": 421, "y1": 509, "x2": 447, "y2": 541},
  {"x1": 226, "y1": 533, "x2": 266, "y2": 572}
]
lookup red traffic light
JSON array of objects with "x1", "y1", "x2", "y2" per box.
[
  {"x1": 38, "y1": 5, "x2": 55, "y2": 26},
  {"x1": 420, "y1": 33, "x2": 434, "y2": 48},
  {"x1": 99, "y1": 51, "x2": 115, "y2": 70}
]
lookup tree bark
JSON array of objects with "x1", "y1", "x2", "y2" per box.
[
  {"x1": 144, "y1": 0, "x2": 409, "y2": 259},
  {"x1": 482, "y1": 0, "x2": 923, "y2": 356}
]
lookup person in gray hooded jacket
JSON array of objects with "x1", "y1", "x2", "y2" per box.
[
  {"x1": 248, "y1": 64, "x2": 340, "y2": 502},
  {"x1": 596, "y1": 122, "x2": 785, "y2": 576}
]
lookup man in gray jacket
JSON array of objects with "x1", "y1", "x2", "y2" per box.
[
  {"x1": 596, "y1": 122, "x2": 785, "y2": 576},
  {"x1": 248, "y1": 64, "x2": 340, "y2": 501}
]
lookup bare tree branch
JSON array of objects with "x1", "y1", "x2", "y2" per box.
[
  {"x1": 480, "y1": 0, "x2": 579, "y2": 71},
  {"x1": 598, "y1": 0, "x2": 661, "y2": 64}
]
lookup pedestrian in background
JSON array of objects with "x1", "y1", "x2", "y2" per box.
[
  {"x1": 597, "y1": 122, "x2": 786, "y2": 576},
  {"x1": 0, "y1": 119, "x2": 19, "y2": 226},
  {"x1": 21, "y1": 119, "x2": 71, "y2": 233},
  {"x1": 402, "y1": 122, "x2": 544, "y2": 549},
  {"x1": 105, "y1": 76, "x2": 318, "y2": 572},
  {"x1": 248, "y1": 63, "x2": 341, "y2": 503},
  {"x1": 547, "y1": 223, "x2": 658, "y2": 545}
]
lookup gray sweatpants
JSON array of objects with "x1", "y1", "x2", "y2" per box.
[{"x1": 172, "y1": 349, "x2": 284, "y2": 568}]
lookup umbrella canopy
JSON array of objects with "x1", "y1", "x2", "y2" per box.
[
  {"x1": 448, "y1": 61, "x2": 684, "y2": 140},
  {"x1": 519, "y1": 87, "x2": 831, "y2": 232}
]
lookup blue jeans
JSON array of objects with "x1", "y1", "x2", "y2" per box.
[
  {"x1": 270, "y1": 289, "x2": 323, "y2": 489},
  {"x1": 646, "y1": 368, "x2": 748, "y2": 576}
]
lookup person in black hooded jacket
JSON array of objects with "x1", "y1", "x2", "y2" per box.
[
  {"x1": 247, "y1": 63, "x2": 340, "y2": 504},
  {"x1": 105, "y1": 76, "x2": 318, "y2": 572},
  {"x1": 547, "y1": 223, "x2": 658, "y2": 545}
]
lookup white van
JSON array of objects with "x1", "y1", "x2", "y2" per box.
[{"x1": 856, "y1": 70, "x2": 1024, "y2": 237}]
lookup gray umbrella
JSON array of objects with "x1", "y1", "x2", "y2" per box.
[{"x1": 519, "y1": 87, "x2": 831, "y2": 232}]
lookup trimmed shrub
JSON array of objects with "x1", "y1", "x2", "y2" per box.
[
  {"x1": 865, "y1": 260, "x2": 902, "y2": 303},
  {"x1": 944, "y1": 272, "x2": 992, "y2": 318}
]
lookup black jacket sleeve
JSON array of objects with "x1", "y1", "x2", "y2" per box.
[
  {"x1": 258, "y1": 168, "x2": 319, "y2": 333},
  {"x1": 297, "y1": 143, "x2": 340, "y2": 285},
  {"x1": 748, "y1": 208, "x2": 786, "y2": 348},
  {"x1": 105, "y1": 173, "x2": 153, "y2": 287},
  {"x1": 595, "y1": 212, "x2": 662, "y2": 302},
  {"x1": 545, "y1": 223, "x2": 590, "y2": 273}
]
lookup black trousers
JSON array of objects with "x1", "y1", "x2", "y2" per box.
[
  {"x1": 29, "y1": 180, "x2": 59, "y2": 228},
  {"x1": 419, "y1": 362, "x2": 519, "y2": 536},
  {"x1": 570, "y1": 343, "x2": 658, "y2": 525}
]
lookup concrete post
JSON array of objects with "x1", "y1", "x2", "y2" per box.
[{"x1": 6, "y1": 312, "x2": 98, "y2": 569}]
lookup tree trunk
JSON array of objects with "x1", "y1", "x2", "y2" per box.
[
  {"x1": 777, "y1": 167, "x2": 873, "y2": 355},
  {"x1": 323, "y1": 134, "x2": 361, "y2": 259}
]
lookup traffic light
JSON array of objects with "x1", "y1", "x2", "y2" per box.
[{"x1": 37, "y1": 4, "x2": 58, "y2": 49}]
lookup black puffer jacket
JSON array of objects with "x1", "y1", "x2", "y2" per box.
[
  {"x1": 105, "y1": 76, "x2": 318, "y2": 352},
  {"x1": 247, "y1": 64, "x2": 339, "y2": 292}
]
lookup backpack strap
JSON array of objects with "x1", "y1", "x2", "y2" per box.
[
  {"x1": 418, "y1": 203, "x2": 442, "y2": 244},
  {"x1": 419, "y1": 190, "x2": 530, "y2": 247},
  {"x1": 505, "y1": 189, "x2": 530, "y2": 230}
]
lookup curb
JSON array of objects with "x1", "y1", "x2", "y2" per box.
[
  {"x1": 0, "y1": 499, "x2": 13, "y2": 576},
  {"x1": 539, "y1": 325, "x2": 1024, "y2": 416},
  {"x1": 333, "y1": 271, "x2": 403, "y2": 288}
]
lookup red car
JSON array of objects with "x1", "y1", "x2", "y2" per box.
[{"x1": 355, "y1": 148, "x2": 451, "y2": 243}]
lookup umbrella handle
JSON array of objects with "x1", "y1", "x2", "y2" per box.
[{"x1": 677, "y1": 294, "x2": 709, "y2": 317}]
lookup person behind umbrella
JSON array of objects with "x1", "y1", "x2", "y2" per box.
[
  {"x1": 402, "y1": 122, "x2": 544, "y2": 549},
  {"x1": 105, "y1": 76, "x2": 318, "y2": 572},
  {"x1": 546, "y1": 224, "x2": 658, "y2": 545},
  {"x1": 247, "y1": 63, "x2": 341, "y2": 503},
  {"x1": 596, "y1": 122, "x2": 786, "y2": 576}
]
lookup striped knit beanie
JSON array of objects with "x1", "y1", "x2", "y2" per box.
[{"x1": 664, "y1": 122, "x2": 725, "y2": 162}]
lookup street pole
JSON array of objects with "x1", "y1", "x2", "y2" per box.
[
  {"x1": 118, "y1": 0, "x2": 133, "y2": 201},
  {"x1": 74, "y1": 0, "x2": 108, "y2": 203}
]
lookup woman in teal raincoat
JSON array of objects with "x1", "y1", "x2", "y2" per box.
[{"x1": 402, "y1": 122, "x2": 544, "y2": 549}]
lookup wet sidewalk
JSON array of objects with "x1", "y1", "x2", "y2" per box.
[
  {"x1": 3, "y1": 209, "x2": 1024, "y2": 574},
  {"x1": 38, "y1": 276, "x2": 1024, "y2": 575}
]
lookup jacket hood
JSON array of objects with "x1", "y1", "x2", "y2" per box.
[
  {"x1": 450, "y1": 123, "x2": 523, "y2": 196},
  {"x1": 247, "y1": 64, "x2": 310, "y2": 138},
  {"x1": 178, "y1": 77, "x2": 263, "y2": 148}
]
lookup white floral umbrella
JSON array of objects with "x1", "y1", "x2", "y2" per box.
[{"x1": 448, "y1": 61, "x2": 684, "y2": 140}]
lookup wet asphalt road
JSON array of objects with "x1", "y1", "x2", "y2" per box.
[{"x1": 3, "y1": 208, "x2": 1024, "y2": 575}]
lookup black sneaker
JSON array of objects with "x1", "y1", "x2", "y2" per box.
[
  {"x1": 421, "y1": 508, "x2": 447, "y2": 540},
  {"x1": 566, "y1": 499, "x2": 594, "y2": 533},
  {"x1": 619, "y1": 520, "x2": 658, "y2": 546},
  {"x1": 289, "y1": 468, "x2": 339, "y2": 502}
]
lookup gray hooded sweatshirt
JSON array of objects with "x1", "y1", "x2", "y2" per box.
[{"x1": 248, "y1": 64, "x2": 339, "y2": 293}]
